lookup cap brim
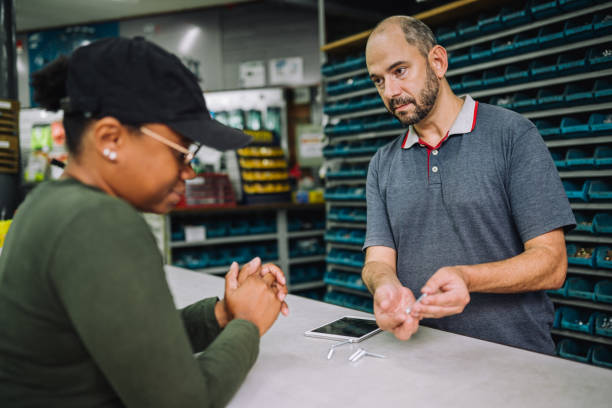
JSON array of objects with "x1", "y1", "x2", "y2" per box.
[{"x1": 167, "y1": 116, "x2": 252, "y2": 151}]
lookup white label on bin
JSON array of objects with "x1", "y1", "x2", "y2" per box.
[
  {"x1": 0, "y1": 141, "x2": 9, "y2": 148},
  {"x1": 185, "y1": 226, "x2": 206, "y2": 242},
  {"x1": 0, "y1": 101, "x2": 11, "y2": 109}
]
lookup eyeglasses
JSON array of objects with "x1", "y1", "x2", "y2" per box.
[{"x1": 140, "y1": 126, "x2": 201, "y2": 165}]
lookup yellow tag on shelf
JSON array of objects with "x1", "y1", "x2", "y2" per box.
[{"x1": 0, "y1": 219, "x2": 12, "y2": 249}]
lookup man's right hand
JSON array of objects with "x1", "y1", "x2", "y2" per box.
[{"x1": 373, "y1": 283, "x2": 420, "y2": 340}]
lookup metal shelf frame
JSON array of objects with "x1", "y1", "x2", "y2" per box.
[
  {"x1": 327, "y1": 128, "x2": 405, "y2": 145},
  {"x1": 325, "y1": 179, "x2": 367, "y2": 188},
  {"x1": 523, "y1": 102, "x2": 612, "y2": 120},
  {"x1": 327, "y1": 242, "x2": 364, "y2": 251},
  {"x1": 565, "y1": 234, "x2": 612, "y2": 245},
  {"x1": 571, "y1": 203, "x2": 612, "y2": 210},
  {"x1": 288, "y1": 255, "x2": 327, "y2": 265},
  {"x1": 325, "y1": 200, "x2": 367, "y2": 207},
  {"x1": 328, "y1": 221, "x2": 367, "y2": 230},
  {"x1": 551, "y1": 329, "x2": 612, "y2": 347},
  {"x1": 567, "y1": 267, "x2": 612, "y2": 279},
  {"x1": 170, "y1": 233, "x2": 278, "y2": 248},
  {"x1": 288, "y1": 229, "x2": 326, "y2": 239},
  {"x1": 558, "y1": 169, "x2": 612, "y2": 179},
  {"x1": 546, "y1": 135, "x2": 612, "y2": 148},
  {"x1": 550, "y1": 297, "x2": 612, "y2": 313}
]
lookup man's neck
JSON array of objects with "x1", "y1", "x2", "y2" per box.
[{"x1": 413, "y1": 83, "x2": 464, "y2": 147}]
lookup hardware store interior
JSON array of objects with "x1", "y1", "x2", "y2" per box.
[{"x1": 1, "y1": 0, "x2": 612, "y2": 406}]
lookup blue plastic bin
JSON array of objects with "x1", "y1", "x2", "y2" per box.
[
  {"x1": 550, "y1": 150, "x2": 566, "y2": 168},
  {"x1": 593, "y1": 213, "x2": 612, "y2": 234},
  {"x1": 567, "y1": 276, "x2": 596, "y2": 298},
  {"x1": 449, "y1": 81, "x2": 463, "y2": 93},
  {"x1": 588, "y1": 46, "x2": 612, "y2": 69},
  {"x1": 563, "y1": 180, "x2": 590, "y2": 201},
  {"x1": 559, "y1": 0, "x2": 591, "y2": 11},
  {"x1": 538, "y1": 24, "x2": 565, "y2": 47},
  {"x1": 500, "y1": 5, "x2": 531, "y2": 27},
  {"x1": 436, "y1": 26, "x2": 457, "y2": 45},
  {"x1": 504, "y1": 64, "x2": 530, "y2": 83},
  {"x1": 594, "y1": 146, "x2": 612, "y2": 169},
  {"x1": 448, "y1": 50, "x2": 471, "y2": 67},
  {"x1": 593, "y1": 79, "x2": 612, "y2": 101},
  {"x1": 563, "y1": 83, "x2": 593, "y2": 104},
  {"x1": 588, "y1": 113, "x2": 612, "y2": 134},
  {"x1": 529, "y1": 57, "x2": 558, "y2": 79},
  {"x1": 563, "y1": 17, "x2": 593, "y2": 41},
  {"x1": 482, "y1": 69, "x2": 505, "y2": 87},
  {"x1": 535, "y1": 119, "x2": 561, "y2": 138},
  {"x1": 595, "y1": 280, "x2": 612, "y2": 303},
  {"x1": 573, "y1": 211, "x2": 595, "y2": 233},
  {"x1": 592, "y1": 13, "x2": 612, "y2": 36},
  {"x1": 478, "y1": 12, "x2": 503, "y2": 33},
  {"x1": 538, "y1": 88, "x2": 564, "y2": 108},
  {"x1": 469, "y1": 44, "x2": 492, "y2": 62},
  {"x1": 489, "y1": 95, "x2": 514, "y2": 110},
  {"x1": 566, "y1": 244, "x2": 596, "y2": 268},
  {"x1": 513, "y1": 32, "x2": 539, "y2": 54},
  {"x1": 560, "y1": 307, "x2": 595, "y2": 333},
  {"x1": 512, "y1": 92, "x2": 538, "y2": 111},
  {"x1": 560, "y1": 117, "x2": 589, "y2": 135},
  {"x1": 457, "y1": 20, "x2": 480, "y2": 38},
  {"x1": 531, "y1": 0, "x2": 561, "y2": 20},
  {"x1": 491, "y1": 38, "x2": 514, "y2": 57},
  {"x1": 557, "y1": 51, "x2": 588, "y2": 74},
  {"x1": 595, "y1": 247, "x2": 612, "y2": 270},
  {"x1": 591, "y1": 345, "x2": 612, "y2": 369},
  {"x1": 557, "y1": 339, "x2": 592, "y2": 363},
  {"x1": 565, "y1": 147, "x2": 595, "y2": 169},
  {"x1": 588, "y1": 180, "x2": 612, "y2": 201},
  {"x1": 461, "y1": 73, "x2": 484, "y2": 90},
  {"x1": 594, "y1": 313, "x2": 612, "y2": 338}
]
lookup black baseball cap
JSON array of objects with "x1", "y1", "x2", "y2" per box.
[{"x1": 64, "y1": 36, "x2": 251, "y2": 150}]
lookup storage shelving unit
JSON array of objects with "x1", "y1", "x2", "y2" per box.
[
  {"x1": 320, "y1": 0, "x2": 612, "y2": 368},
  {"x1": 166, "y1": 203, "x2": 326, "y2": 296}
]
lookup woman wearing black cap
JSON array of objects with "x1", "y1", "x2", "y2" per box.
[{"x1": 0, "y1": 37, "x2": 288, "y2": 407}]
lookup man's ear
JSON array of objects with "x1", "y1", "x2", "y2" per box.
[
  {"x1": 428, "y1": 45, "x2": 448, "y2": 79},
  {"x1": 92, "y1": 117, "x2": 126, "y2": 162}
]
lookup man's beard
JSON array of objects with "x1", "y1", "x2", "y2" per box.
[{"x1": 389, "y1": 63, "x2": 439, "y2": 126}]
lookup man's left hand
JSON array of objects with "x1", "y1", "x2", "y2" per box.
[{"x1": 410, "y1": 266, "x2": 470, "y2": 319}]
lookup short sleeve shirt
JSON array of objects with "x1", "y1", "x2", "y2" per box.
[{"x1": 364, "y1": 95, "x2": 576, "y2": 354}]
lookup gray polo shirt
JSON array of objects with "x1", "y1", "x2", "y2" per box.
[{"x1": 364, "y1": 95, "x2": 575, "y2": 354}]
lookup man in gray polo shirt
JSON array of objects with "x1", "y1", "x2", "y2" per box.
[{"x1": 362, "y1": 16, "x2": 575, "y2": 354}]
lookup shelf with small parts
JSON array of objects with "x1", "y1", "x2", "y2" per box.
[
  {"x1": 321, "y1": 0, "x2": 612, "y2": 365},
  {"x1": 166, "y1": 204, "x2": 326, "y2": 296}
]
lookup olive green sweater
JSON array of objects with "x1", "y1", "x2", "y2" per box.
[{"x1": 0, "y1": 178, "x2": 259, "y2": 407}]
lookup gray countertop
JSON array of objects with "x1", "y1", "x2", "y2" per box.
[{"x1": 165, "y1": 265, "x2": 612, "y2": 408}]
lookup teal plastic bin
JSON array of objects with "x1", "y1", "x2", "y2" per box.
[
  {"x1": 557, "y1": 339, "x2": 592, "y2": 364},
  {"x1": 563, "y1": 180, "x2": 590, "y2": 202},
  {"x1": 594, "y1": 312, "x2": 612, "y2": 338},
  {"x1": 560, "y1": 307, "x2": 595, "y2": 334},
  {"x1": 588, "y1": 180, "x2": 612, "y2": 201},
  {"x1": 593, "y1": 213, "x2": 612, "y2": 234},
  {"x1": 594, "y1": 279, "x2": 612, "y2": 303},
  {"x1": 594, "y1": 146, "x2": 612, "y2": 169},
  {"x1": 547, "y1": 279, "x2": 568, "y2": 297},
  {"x1": 566, "y1": 276, "x2": 596, "y2": 299},
  {"x1": 591, "y1": 345, "x2": 612, "y2": 369},
  {"x1": 573, "y1": 211, "x2": 594, "y2": 233},
  {"x1": 565, "y1": 147, "x2": 595, "y2": 169}
]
